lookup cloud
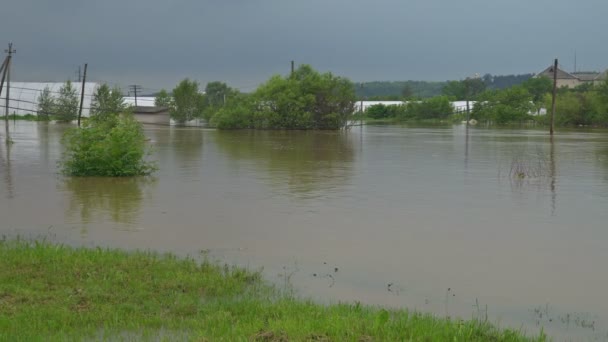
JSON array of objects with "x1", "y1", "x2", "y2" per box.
[{"x1": 2, "y1": 0, "x2": 607, "y2": 90}]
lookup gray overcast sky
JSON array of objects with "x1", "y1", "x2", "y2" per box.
[{"x1": 1, "y1": 0, "x2": 607, "y2": 92}]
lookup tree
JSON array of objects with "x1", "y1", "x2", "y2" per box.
[
  {"x1": 401, "y1": 96, "x2": 453, "y2": 120},
  {"x1": 443, "y1": 78, "x2": 486, "y2": 100},
  {"x1": 401, "y1": 85, "x2": 414, "y2": 100},
  {"x1": 442, "y1": 81, "x2": 466, "y2": 99},
  {"x1": 251, "y1": 65, "x2": 355, "y2": 129},
  {"x1": 90, "y1": 84, "x2": 127, "y2": 120},
  {"x1": 170, "y1": 79, "x2": 204, "y2": 124},
  {"x1": 36, "y1": 86, "x2": 55, "y2": 121},
  {"x1": 202, "y1": 81, "x2": 237, "y2": 121},
  {"x1": 205, "y1": 81, "x2": 234, "y2": 107},
  {"x1": 61, "y1": 113, "x2": 156, "y2": 176},
  {"x1": 154, "y1": 89, "x2": 172, "y2": 108},
  {"x1": 522, "y1": 76, "x2": 552, "y2": 103},
  {"x1": 209, "y1": 65, "x2": 356, "y2": 129},
  {"x1": 463, "y1": 77, "x2": 486, "y2": 99},
  {"x1": 473, "y1": 86, "x2": 533, "y2": 124},
  {"x1": 55, "y1": 80, "x2": 79, "y2": 122}
]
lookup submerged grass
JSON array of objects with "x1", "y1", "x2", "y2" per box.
[{"x1": 0, "y1": 240, "x2": 545, "y2": 341}]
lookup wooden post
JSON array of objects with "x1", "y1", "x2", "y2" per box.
[
  {"x1": 360, "y1": 83, "x2": 364, "y2": 131},
  {"x1": 77, "y1": 63, "x2": 88, "y2": 127},
  {"x1": 0, "y1": 58, "x2": 7, "y2": 144},
  {"x1": 3, "y1": 43, "x2": 16, "y2": 144},
  {"x1": 0, "y1": 57, "x2": 7, "y2": 105},
  {"x1": 465, "y1": 78, "x2": 470, "y2": 126},
  {"x1": 550, "y1": 59, "x2": 558, "y2": 135},
  {"x1": 5, "y1": 43, "x2": 15, "y2": 122}
]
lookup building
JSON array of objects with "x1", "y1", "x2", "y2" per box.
[
  {"x1": 536, "y1": 65, "x2": 607, "y2": 88},
  {"x1": 0, "y1": 82, "x2": 99, "y2": 117},
  {"x1": 132, "y1": 106, "x2": 170, "y2": 125}
]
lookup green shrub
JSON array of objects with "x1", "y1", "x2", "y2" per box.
[
  {"x1": 207, "y1": 65, "x2": 356, "y2": 130},
  {"x1": 60, "y1": 114, "x2": 157, "y2": 177},
  {"x1": 55, "y1": 80, "x2": 79, "y2": 122}
]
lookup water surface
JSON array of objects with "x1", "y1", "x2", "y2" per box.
[{"x1": 2, "y1": 121, "x2": 608, "y2": 340}]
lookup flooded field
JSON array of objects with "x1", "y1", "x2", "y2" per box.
[{"x1": 2, "y1": 121, "x2": 608, "y2": 340}]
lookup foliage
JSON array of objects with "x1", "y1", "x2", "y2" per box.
[
  {"x1": 357, "y1": 80, "x2": 446, "y2": 99},
  {"x1": 542, "y1": 91, "x2": 608, "y2": 126},
  {"x1": 0, "y1": 240, "x2": 545, "y2": 341},
  {"x1": 202, "y1": 81, "x2": 238, "y2": 121},
  {"x1": 170, "y1": 79, "x2": 205, "y2": 124},
  {"x1": 400, "y1": 96, "x2": 454, "y2": 120},
  {"x1": 154, "y1": 89, "x2": 172, "y2": 108},
  {"x1": 483, "y1": 73, "x2": 534, "y2": 90},
  {"x1": 209, "y1": 94, "x2": 255, "y2": 129},
  {"x1": 356, "y1": 74, "x2": 533, "y2": 100},
  {"x1": 443, "y1": 78, "x2": 486, "y2": 100},
  {"x1": 55, "y1": 80, "x2": 79, "y2": 122},
  {"x1": 36, "y1": 86, "x2": 55, "y2": 121},
  {"x1": 61, "y1": 114, "x2": 156, "y2": 176},
  {"x1": 210, "y1": 65, "x2": 356, "y2": 130},
  {"x1": 90, "y1": 84, "x2": 128, "y2": 120},
  {"x1": 522, "y1": 77, "x2": 552, "y2": 104},
  {"x1": 472, "y1": 86, "x2": 534, "y2": 124},
  {"x1": 366, "y1": 103, "x2": 403, "y2": 119}
]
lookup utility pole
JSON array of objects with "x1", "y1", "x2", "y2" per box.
[
  {"x1": 0, "y1": 57, "x2": 7, "y2": 101},
  {"x1": 129, "y1": 85, "x2": 143, "y2": 107},
  {"x1": 75, "y1": 66, "x2": 82, "y2": 82},
  {"x1": 550, "y1": 58, "x2": 558, "y2": 136},
  {"x1": 465, "y1": 78, "x2": 470, "y2": 126},
  {"x1": 0, "y1": 56, "x2": 8, "y2": 144},
  {"x1": 1, "y1": 43, "x2": 15, "y2": 144},
  {"x1": 4, "y1": 43, "x2": 15, "y2": 122},
  {"x1": 77, "y1": 63, "x2": 88, "y2": 127},
  {"x1": 291, "y1": 60, "x2": 295, "y2": 76},
  {"x1": 360, "y1": 83, "x2": 364, "y2": 131}
]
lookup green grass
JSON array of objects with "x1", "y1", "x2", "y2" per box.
[
  {"x1": 5, "y1": 114, "x2": 45, "y2": 121},
  {"x1": 0, "y1": 240, "x2": 546, "y2": 341}
]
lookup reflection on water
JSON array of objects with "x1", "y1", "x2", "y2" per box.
[
  {"x1": 215, "y1": 130, "x2": 354, "y2": 197},
  {"x1": 62, "y1": 177, "x2": 156, "y2": 229},
  {"x1": 549, "y1": 136, "x2": 556, "y2": 215},
  {"x1": 0, "y1": 140, "x2": 14, "y2": 199},
  {"x1": 2, "y1": 122, "x2": 608, "y2": 340}
]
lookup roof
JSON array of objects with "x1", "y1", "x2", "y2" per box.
[
  {"x1": 536, "y1": 66, "x2": 577, "y2": 80},
  {"x1": 594, "y1": 70, "x2": 608, "y2": 81},
  {"x1": 571, "y1": 72, "x2": 601, "y2": 81}
]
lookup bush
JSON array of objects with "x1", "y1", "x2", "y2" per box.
[
  {"x1": 60, "y1": 114, "x2": 156, "y2": 177},
  {"x1": 399, "y1": 96, "x2": 453, "y2": 120},
  {"x1": 55, "y1": 80, "x2": 79, "y2": 122},
  {"x1": 210, "y1": 96, "x2": 255, "y2": 129},
  {"x1": 207, "y1": 65, "x2": 356, "y2": 130}
]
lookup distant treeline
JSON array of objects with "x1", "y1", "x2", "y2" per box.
[{"x1": 357, "y1": 73, "x2": 534, "y2": 100}]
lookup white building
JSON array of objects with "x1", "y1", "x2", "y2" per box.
[{"x1": 0, "y1": 82, "x2": 99, "y2": 117}]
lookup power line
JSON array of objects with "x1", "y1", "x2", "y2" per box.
[
  {"x1": 0, "y1": 97, "x2": 93, "y2": 111},
  {"x1": 128, "y1": 85, "x2": 143, "y2": 107},
  {"x1": 6, "y1": 85, "x2": 97, "y2": 98}
]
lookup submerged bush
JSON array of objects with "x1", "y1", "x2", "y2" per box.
[{"x1": 60, "y1": 114, "x2": 156, "y2": 177}]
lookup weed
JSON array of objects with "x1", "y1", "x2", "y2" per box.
[{"x1": 0, "y1": 240, "x2": 544, "y2": 341}]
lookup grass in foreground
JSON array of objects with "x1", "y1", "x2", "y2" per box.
[{"x1": 0, "y1": 240, "x2": 546, "y2": 341}]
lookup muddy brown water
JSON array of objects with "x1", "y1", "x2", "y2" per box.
[{"x1": 2, "y1": 121, "x2": 608, "y2": 340}]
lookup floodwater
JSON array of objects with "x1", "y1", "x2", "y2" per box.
[{"x1": 2, "y1": 121, "x2": 608, "y2": 340}]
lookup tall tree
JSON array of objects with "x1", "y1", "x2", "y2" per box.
[
  {"x1": 55, "y1": 80, "x2": 79, "y2": 122},
  {"x1": 170, "y1": 79, "x2": 204, "y2": 124},
  {"x1": 36, "y1": 86, "x2": 55, "y2": 121},
  {"x1": 90, "y1": 84, "x2": 127, "y2": 120},
  {"x1": 154, "y1": 89, "x2": 172, "y2": 108}
]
